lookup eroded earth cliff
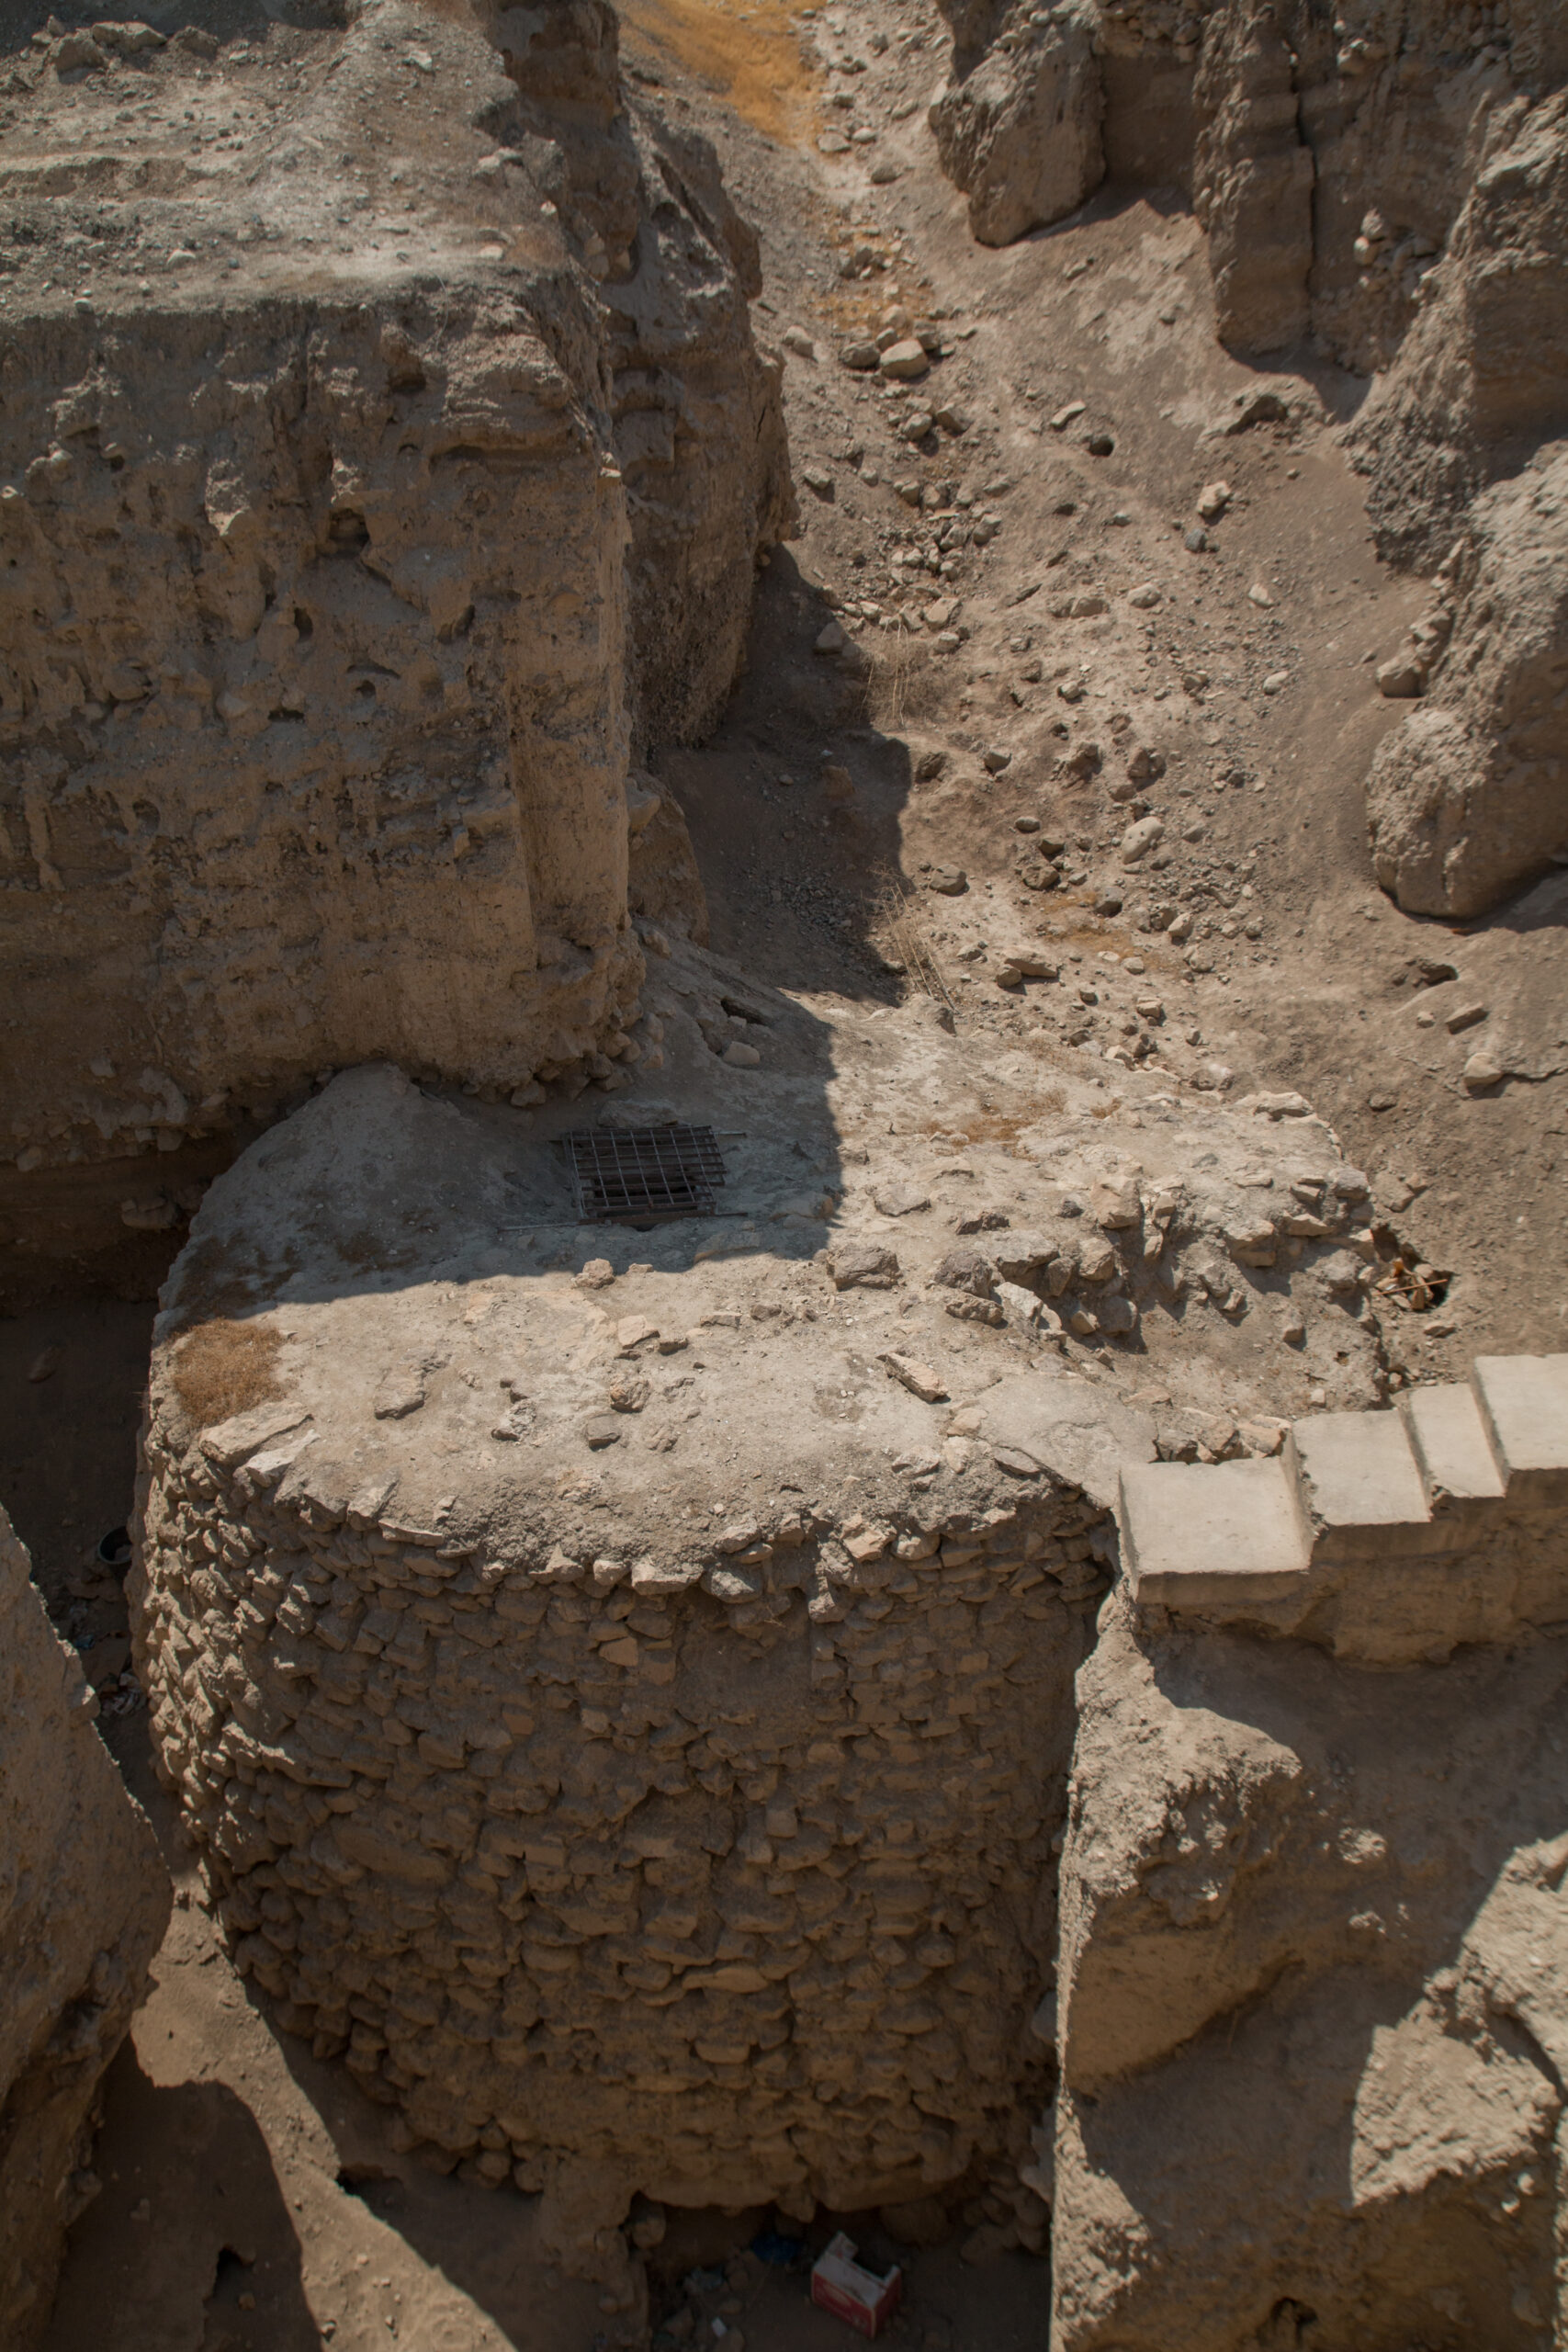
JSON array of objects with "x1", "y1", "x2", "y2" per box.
[
  {"x1": 0, "y1": 1505, "x2": 169, "y2": 2351},
  {"x1": 929, "y1": 0, "x2": 1568, "y2": 912},
  {"x1": 0, "y1": 0, "x2": 788, "y2": 1202}
]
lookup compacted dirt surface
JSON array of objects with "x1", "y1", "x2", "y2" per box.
[{"x1": 4, "y1": 0, "x2": 1565, "y2": 2344}]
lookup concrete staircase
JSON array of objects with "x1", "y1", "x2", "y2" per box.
[{"x1": 1118, "y1": 1355, "x2": 1568, "y2": 1664}]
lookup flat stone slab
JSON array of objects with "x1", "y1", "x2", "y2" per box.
[
  {"x1": 981, "y1": 1375, "x2": 1156, "y2": 1510},
  {"x1": 1472, "y1": 1354, "x2": 1568, "y2": 1505},
  {"x1": 1401, "y1": 1382, "x2": 1506, "y2": 1504},
  {"x1": 1117, "y1": 1457, "x2": 1311, "y2": 1609},
  {"x1": 1291, "y1": 1409, "x2": 1440, "y2": 1557}
]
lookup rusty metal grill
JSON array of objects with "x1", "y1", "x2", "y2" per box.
[{"x1": 560, "y1": 1125, "x2": 726, "y2": 1224}]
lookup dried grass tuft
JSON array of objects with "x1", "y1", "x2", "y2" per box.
[{"x1": 171, "y1": 1319, "x2": 284, "y2": 1430}]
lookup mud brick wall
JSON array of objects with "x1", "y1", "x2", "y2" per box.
[{"x1": 133, "y1": 1418, "x2": 1111, "y2": 2238}]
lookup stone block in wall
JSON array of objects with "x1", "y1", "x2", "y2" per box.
[
  {"x1": 1, "y1": 1506, "x2": 170, "y2": 2348},
  {"x1": 1401, "y1": 1379, "x2": 1507, "y2": 1509},
  {"x1": 1118, "y1": 1454, "x2": 1311, "y2": 1612},
  {"x1": 1472, "y1": 1351, "x2": 1568, "y2": 1505}
]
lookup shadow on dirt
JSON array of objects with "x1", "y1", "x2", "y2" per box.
[
  {"x1": 43, "y1": 2051, "x2": 321, "y2": 2352},
  {"x1": 649, "y1": 544, "x2": 919, "y2": 1005}
]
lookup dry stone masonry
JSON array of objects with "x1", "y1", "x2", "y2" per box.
[
  {"x1": 125, "y1": 987, "x2": 1568, "y2": 2321},
  {"x1": 133, "y1": 1403, "x2": 1098, "y2": 2265},
  {"x1": 130, "y1": 1024, "x2": 1568, "y2": 2334},
  {"x1": 128, "y1": 1046, "x2": 1177, "y2": 2272}
]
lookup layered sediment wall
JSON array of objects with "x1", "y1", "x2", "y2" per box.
[
  {"x1": 0, "y1": 0, "x2": 788, "y2": 1199},
  {"x1": 2, "y1": 287, "x2": 643, "y2": 1148}
]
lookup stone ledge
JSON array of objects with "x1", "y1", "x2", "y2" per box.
[
  {"x1": 1401, "y1": 1381, "x2": 1506, "y2": 1506},
  {"x1": 1119, "y1": 1355, "x2": 1568, "y2": 1657},
  {"x1": 1292, "y1": 1408, "x2": 1438, "y2": 1559},
  {"x1": 1472, "y1": 1353, "x2": 1568, "y2": 1507},
  {"x1": 1117, "y1": 1457, "x2": 1311, "y2": 1610}
]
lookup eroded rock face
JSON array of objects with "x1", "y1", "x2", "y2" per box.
[
  {"x1": 0, "y1": 0, "x2": 786, "y2": 1184},
  {"x1": 1367, "y1": 448, "x2": 1568, "y2": 914},
  {"x1": 929, "y1": 1, "x2": 1566, "y2": 917},
  {"x1": 931, "y1": 0, "x2": 1568, "y2": 403},
  {"x1": 930, "y1": 4, "x2": 1104, "y2": 247},
  {"x1": 1190, "y1": 0, "x2": 1314, "y2": 353},
  {"x1": 2, "y1": 288, "x2": 643, "y2": 1154},
  {"x1": 473, "y1": 0, "x2": 794, "y2": 741},
  {"x1": 1349, "y1": 82, "x2": 1568, "y2": 564},
  {"x1": 0, "y1": 1506, "x2": 170, "y2": 2349},
  {"x1": 1051, "y1": 1594, "x2": 1568, "y2": 2351}
]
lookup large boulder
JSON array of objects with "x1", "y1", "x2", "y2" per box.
[
  {"x1": 1367, "y1": 450, "x2": 1568, "y2": 915},
  {"x1": 1, "y1": 1507, "x2": 169, "y2": 2347}
]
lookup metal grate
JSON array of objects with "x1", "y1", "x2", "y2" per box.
[{"x1": 560, "y1": 1124, "x2": 727, "y2": 1224}]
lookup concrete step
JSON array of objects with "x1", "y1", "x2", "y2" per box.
[
  {"x1": 1118, "y1": 1456, "x2": 1311, "y2": 1611},
  {"x1": 1116, "y1": 1354, "x2": 1568, "y2": 1656},
  {"x1": 1472, "y1": 1354, "x2": 1568, "y2": 1505},
  {"x1": 1400, "y1": 1381, "x2": 1506, "y2": 1504},
  {"x1": 1291, "y1": 1408, "x2": 1438, "y2": 1558}
]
